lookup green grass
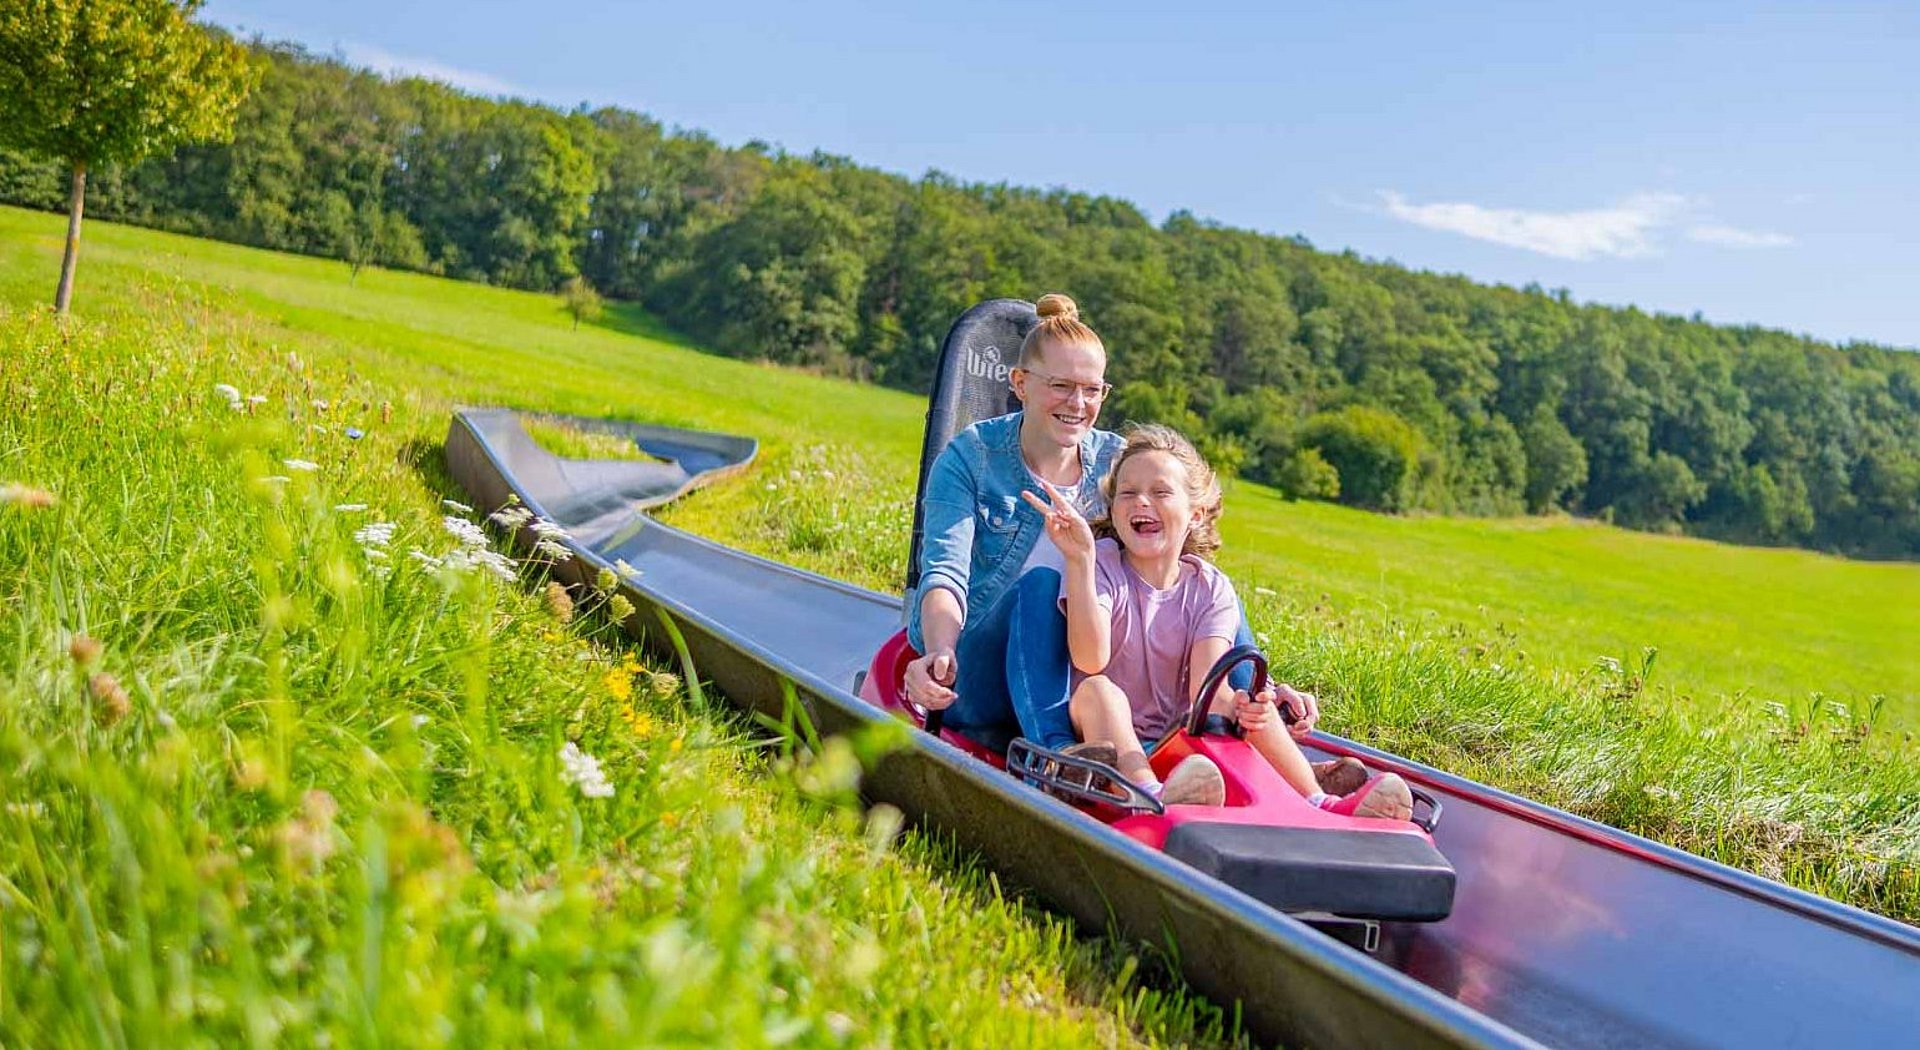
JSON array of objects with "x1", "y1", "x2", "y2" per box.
[{"x1": 1, "y1": 204, "x2": 1915, "y2": 1048}]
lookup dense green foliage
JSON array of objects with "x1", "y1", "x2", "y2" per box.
[{"x1": 3, "y1": 43, "x2": 1917, "y2": 557}]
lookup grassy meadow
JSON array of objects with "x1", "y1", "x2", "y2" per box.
[{"x1": 1, "y1": 203, "x2": 1916, "y2": 1042}]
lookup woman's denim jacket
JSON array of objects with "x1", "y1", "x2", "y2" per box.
[{"x1": 907, "y1": 411, "x2": 1124, "y2": 652}]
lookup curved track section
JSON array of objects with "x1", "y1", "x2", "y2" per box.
[{"x1": 447, "y1": 408, "x2": 1920, "y2": 1049}]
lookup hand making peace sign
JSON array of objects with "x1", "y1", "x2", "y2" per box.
[{"x1": 1020, "y1": 481, "x2": 1096, "y2": 563}]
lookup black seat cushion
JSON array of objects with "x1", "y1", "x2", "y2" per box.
[{"x1": 1164, "y1": 822, "x2": 1455, "y2": 922}]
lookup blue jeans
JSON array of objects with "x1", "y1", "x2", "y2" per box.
[
  {"x1": 946, "y1": 568, "x2": 1077, "y2": 750},
  {"x1": 942, "y1": 567, "x2": 1260, "y2": 750}
]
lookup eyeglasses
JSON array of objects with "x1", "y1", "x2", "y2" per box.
[{"x1": 1018, "y1": 369, "x2": 1112, "y2": 403}]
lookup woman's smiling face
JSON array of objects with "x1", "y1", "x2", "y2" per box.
[
  {"x1": 1110, "y1": 449, "x2": 1193, "y2": 561},
  {"x1": 1015, "y1": 337, "x2": 1107, "y2": 449}
]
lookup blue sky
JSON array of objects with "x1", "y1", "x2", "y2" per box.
[{"x1": 206, "y1": 1, "x2": 1919, "y2": 350}]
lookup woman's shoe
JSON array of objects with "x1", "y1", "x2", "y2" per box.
[{"x1": 1311, "y1": 756, "x2": 1369, "y2": 797}]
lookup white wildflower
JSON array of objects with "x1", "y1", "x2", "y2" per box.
[
  {"x1": 440, "y1": 547, "x2": 517, "y2": 583},
  {"x1": 490, "y1": 505, "x2": 533, "y2": 529},
  {"x1": 408, "y1": 550, "x2": 441, "y2": 567},
  {"x1": 529, "y1": 518, "x2": 570, "y2": 540},
  {"x1": 283, "y1": 459, "x2": 320, "y2": 472},
  {"x1": 246, "y1": 394, "x2": 268, "y2": 405},
  {"x1": 353, "y1": 522, "x2": 396, "y2": 548},
  {"x1": 442, "y1": 515, "x2": 489, "y2": 548},
  {"x1": 441, "y1": 499, "x2": 474, "y2": 514},
  {"x1": 213, "y1": 383, "x2": 242, "y2": 404},
  {"x1": 533, "y1": 539, "x2": 571, "y2": 560},
  {"x1": 614, "y1": 558, "x2": 641, "y2": 579},
  {"x1": 559, "y1": 741, "x2": 615, "y2": 799},
  {"x1": 334, "y1": 503, "x2": 369, "y2": 513},
  {"x1": 411, "y1": 714, "x2": 429, "y2": 729}
]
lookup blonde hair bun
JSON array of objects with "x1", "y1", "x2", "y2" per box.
[{"x1": 1034, "y1": 293, "x2": 1079, "y2": 322}]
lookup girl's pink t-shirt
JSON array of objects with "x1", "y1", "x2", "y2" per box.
[{"x1": 1062, "y1": 538, "x2": 1241, "y2": 739}]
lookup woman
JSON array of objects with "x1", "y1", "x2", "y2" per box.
[{"x1": 904, "y1": 294, "x2": 1340, "y2": 778}]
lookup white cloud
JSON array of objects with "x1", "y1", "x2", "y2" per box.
[
  {"x1": 341, "y1": 42, "x2": 522, "y2": 97},
  {"x1": 1378, "y1": 191, "x2": 1688, "y2": 260},
  {"x1": 1685, "y1": 224, "x2": 1795, "y2": 249}
]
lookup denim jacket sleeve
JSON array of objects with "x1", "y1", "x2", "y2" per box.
[{"x1": 908, "y1": 436, "x2": 978, "y2": 650}]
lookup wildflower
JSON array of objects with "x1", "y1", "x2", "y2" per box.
[
  {"x1": 213, "y1": 383, "x2": 242, "y2": 404},
  {"x1": 68, "y1": 634, "x2": 103, "y2": 668},
  {"x1": 0, "y1": 483, "x2": 58, "y2": 508},
  {"x1": 278, "y1": 789, "x2": 339, "y2": 870},
  {"x1": 545, "y1": 581, "x2": 576, "y2": 623},
  {"x1": 615, "y1": 558, "x2": 641, "y2": 579},
  {"x1": 334, "y1": 503, "x2": 369, "y2": 513},
  {"x1": 408, "y1": 550, "x2": 441, "y2": 567},
  {"x1": 311, "y1": 399, "x2": 330, "y2": 412},
  {"x1": 345, "y1": 427, "x2": 365, "y2": 440},
  {"x1": 596, "y1": 567, "x2": 618, "y2": 593},
  {"x1": 490, "y1": 505, "x2": 533, "y2": 529},
  {"x1": 442, "y1": 515, "x2": 488, "y2": 548},
  {"x1": 622, "y1": 704, "x2": 656, "y2": 738},
  {"x1": 246, "y1": 394, "x2": 268, "y2": 405},
  {"x1": 441, "y1": 499, "x2": 474, "y2": 514},
  {"x1": 529, "y1": 518, "x2": 570, "y2": 540},
  {"x1": 89, "y1": 672, "x2": 131, "y2": 725},
  {"x1": 534, "y1": 539, "x2": 571, "y2": 560},
  {"x1": 647, "y1": 671, "x2": 681, "y2": 698},
  {"x1": 608, "y1": 594, "x2": 635, "y2": 622},
  {"x1": 559, "y1": 741, "x2": 615, "y2": 798},
  {"x1": 354, "y1": 522, "x2": 396, "y2": 549},
  {"x1": 411, "y1": 713, "x2": 430, "y2": 729},
  {"x1": 603, "y1": 667, "x2": 634, "y2": 703},
  {"x1": 283, "y1": 459, "x2": 320, "y2": 472}
]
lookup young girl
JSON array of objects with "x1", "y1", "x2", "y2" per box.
[{"x1": 1023, "y1": 424, "x2": 1413, "y2": 818}]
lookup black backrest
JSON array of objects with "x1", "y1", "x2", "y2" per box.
[{"x1": 905, "y1": 298, "x2": 1035, "y2": 591}]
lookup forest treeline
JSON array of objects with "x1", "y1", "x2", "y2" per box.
[{"x1": 4, "y1": 42, "x2": 1916, "y2": 557}]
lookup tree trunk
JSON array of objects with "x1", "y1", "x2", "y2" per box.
[{"x1": 54, "y1": 161, "x2": 87, "y2": 315}]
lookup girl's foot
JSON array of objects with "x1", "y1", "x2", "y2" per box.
[
  {"x1": 1318, "y1": 773, "x2": 1414, "y2": 821},
  {"x1": 1311, "y1": 757, "x2": 1369, "y2": 797},
  {"x1": 1156, "y1": 754, "x2": 1226, "y2": 806}
]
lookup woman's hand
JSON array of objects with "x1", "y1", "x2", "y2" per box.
[
  {"x1": 904, "y1": 647, "x2": 959, "y2": 710},
  {"x1": 1020, "y1": 481, "x2": 1095, "y2": 564},
  {"x1": 1274, "y1": 682, "x2": 1320, "y2": 738}
]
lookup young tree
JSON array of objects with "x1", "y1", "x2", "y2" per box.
[
  {"x1": 0, "y1": 0, "x2": 256, "y2": 313},
  {"x1": 561, "y1": 276, "x2": 603, "y2": 330}
]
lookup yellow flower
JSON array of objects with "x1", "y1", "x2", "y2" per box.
[
  {"x1": 602, "y1": 668, "x2": 633, "y2": 703},
  {"x1": 621, "y1": 704, "x2": 656, "y2": 739}
]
